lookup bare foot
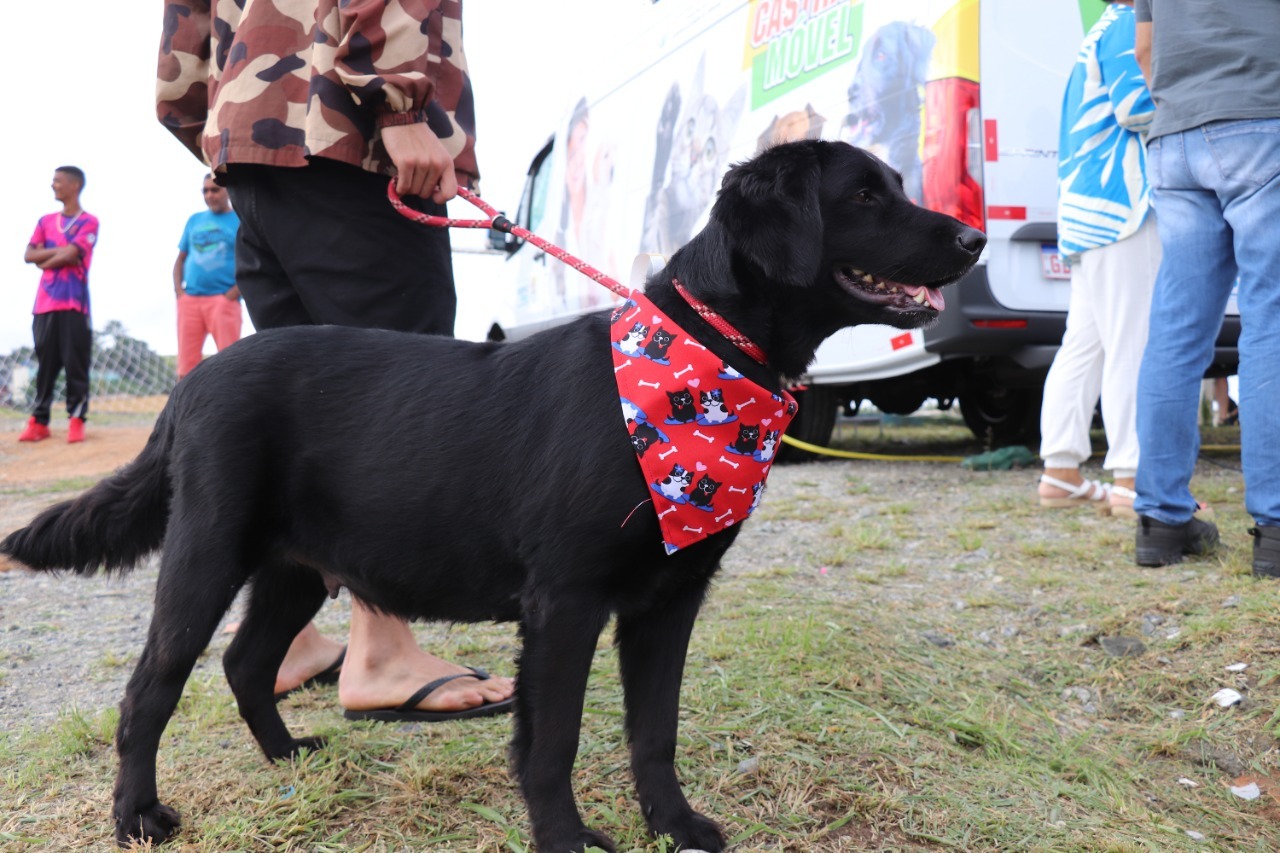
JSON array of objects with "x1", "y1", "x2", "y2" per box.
[
  {"x1": 1038, "y1": 467, "x2": 1108, "y2": 503},
  {"x1": 338, "y1": 646, "x2": 515, "y2": 713},
  {"x1": 275, "y1": 623, "x2": 347, "y2": 696}
]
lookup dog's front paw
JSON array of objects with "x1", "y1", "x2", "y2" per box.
[
  {"x1": 538, "y1": 826, "x2": 617, "y2": 853},
  {"x1": 114, "y1": 799, "x2": 181, "y2": 847},
  {"x1": 652, "y1": 810, "x2": 725, "y2": 853},
  {"x1": 266, "y1": 735, "x2": 327, "y2": 762}
]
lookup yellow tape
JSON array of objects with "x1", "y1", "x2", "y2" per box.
[
  {"x1": 780, "y1": 435, "x2": 1241, "y2": 463},
  {"x1": 780, "y1": 433, "x2": 966, "y2": 462}
]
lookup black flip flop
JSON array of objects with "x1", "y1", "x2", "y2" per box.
[
  {"x1": 341, "y1": 666, "x2": 514, "y2": 723},
  {"x1": 274, "y1": 646, "x2": 346, "y2": 702}
]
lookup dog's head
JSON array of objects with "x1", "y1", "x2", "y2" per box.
[
  {"x1": 844, "y1": 22, "x2": 936, "y2": 142},
  {"x1": 710, "y1": 140, "x2": 985, "y2": 334}
]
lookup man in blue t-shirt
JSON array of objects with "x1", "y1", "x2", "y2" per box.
[{"x1": 173, "y1": 174, "x2": 241, "y2": 379}]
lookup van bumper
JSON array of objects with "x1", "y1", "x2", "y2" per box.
[
  {"x1": 921, "y1": 264, "x2": 1241, "y2": 377},
  {"x1": 921, "y1": 265, "x2": 1065, "y2": 371}
]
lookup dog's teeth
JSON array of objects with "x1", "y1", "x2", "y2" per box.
[
  {"x1": 875, "y1": 282, "x2": 887, "y2": 290},
  {"x1": 913, "y1": 290, "x2": 927, "y2": 304},
  {"x1": 861, "y1": 274, "x2": 874, "y2": 284}
]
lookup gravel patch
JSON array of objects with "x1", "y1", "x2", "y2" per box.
[{"x1": 0, "y1": 452, "x2": 1241, "y2": 736}]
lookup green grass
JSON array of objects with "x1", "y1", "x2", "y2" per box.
[{"x1": 3, "y1": 419, "x2": 1273, "y2": 852}]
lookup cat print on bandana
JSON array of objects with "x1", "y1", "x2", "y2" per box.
[{"x1": 612, "y1": 290, "x2": 797, "y2": 553}]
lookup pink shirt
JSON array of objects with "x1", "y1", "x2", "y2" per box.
[{"x1": 29, "y1": 211, "x2": 99, "y2": 314}]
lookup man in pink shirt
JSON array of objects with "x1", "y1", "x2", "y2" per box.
[{"x1": 21, "y1": 166, "x2": 99, "y2": 443}]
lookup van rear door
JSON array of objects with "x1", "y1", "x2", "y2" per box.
[{"x1": 978, "y1": 0, "x2": 1088, "y2": 313}]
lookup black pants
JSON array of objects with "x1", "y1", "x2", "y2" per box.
[
  {"x1": 224, "y1": 160, "x2": 455, "y2": 334},
  {"x1": 32, "y1": 310, "x2": 92, "y2": 424}
]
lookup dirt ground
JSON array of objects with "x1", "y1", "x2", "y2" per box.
[{"x1": 0, "y1": 425, "x2": 151, "y2": 566}]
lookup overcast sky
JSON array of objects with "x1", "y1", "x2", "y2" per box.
[{"x1": 1, "y1": 1, "x2": 649, "y2": 356}]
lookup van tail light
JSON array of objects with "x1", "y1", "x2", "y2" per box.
[
  {"x1": 971, "y1": 319, "x2": 1028, "y2": 329},
  {"x1": 922, "y1": 78, "x2": 985, "y2": 232}
]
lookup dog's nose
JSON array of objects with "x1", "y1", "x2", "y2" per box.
[{"x1": 957, "y1": 227, "x2": 986, "y2": 256}]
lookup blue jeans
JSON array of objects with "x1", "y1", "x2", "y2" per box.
[{"x1": 1136, "y1": 119, "x2": 1280, "y2": 527}]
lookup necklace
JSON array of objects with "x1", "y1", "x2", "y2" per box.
[{"x1": 57, "y1": 211, "x2": 83, "y2": 234}]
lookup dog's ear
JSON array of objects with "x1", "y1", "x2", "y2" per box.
[{"x1": 712, "y1": 143, "x2": 824, "y2": 288}]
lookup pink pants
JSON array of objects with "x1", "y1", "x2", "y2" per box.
[{"x1": 177, "y1": 293, "x2": 243, "y2": 379}]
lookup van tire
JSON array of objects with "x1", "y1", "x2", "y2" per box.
[
  {"x1": 959, "y1": 386, "x2": 1042, "y2": 447},
  {"x1": 778, "y1": 386, "x2": 839, "y2": 462}
]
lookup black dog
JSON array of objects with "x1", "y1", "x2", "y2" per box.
[{"x1": 1, "y1": 140, "x2": 983, "y2": 852}]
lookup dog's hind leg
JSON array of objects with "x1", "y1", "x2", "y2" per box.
[
  {"x1": 111, "y1": 542, "x2": 249, "y2": 847},
  {"x1": 616, "y1": 585, "x2": 725, "y2": 852},
  {"x1": 223, "y1": 562, "x2": 330, "y2": 760},
  {"x1": 512, "y1": 592, "x2": 616, "y2": 853}
]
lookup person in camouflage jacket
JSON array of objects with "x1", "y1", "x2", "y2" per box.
[
  {"x1": 158, "y1": 0, "x2": 477, "y2": 192},
  {"x1": 155, "y1": 0, "x2": 515, "y2": 722}
]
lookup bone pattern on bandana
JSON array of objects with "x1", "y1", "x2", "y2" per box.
[{"x1": 611, "y1": 290, "x2": 798, "y2": 554}]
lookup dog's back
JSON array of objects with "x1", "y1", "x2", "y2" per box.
[{"x1": 155, "y1": 319, "x2": 691, "y2": 619}]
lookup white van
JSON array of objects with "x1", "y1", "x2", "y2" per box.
[{"x1": 484, "y1": 0, "x2": 1240, "y2": 448}]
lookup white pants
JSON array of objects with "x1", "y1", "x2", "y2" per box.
[{"x1": 1039, "y1": 215, "x2": 1161, "y2": 478}]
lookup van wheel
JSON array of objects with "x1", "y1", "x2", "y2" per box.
[
  {"x1": 958, "y1": 386, "x2": 1042, "y2": 447},
  {"x1": 778, "y1": 386, "x2": 839, "y2": 462}
]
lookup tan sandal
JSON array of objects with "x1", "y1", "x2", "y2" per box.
[
  {"x1": 1038, "y1": 474, "x2": 1111, "y2": 508},
  {"x1": 1108, "y1": 486, "x2": 1215, "y2": 521},
  {"x1": 1109, "y1": 485, "x2": 1137, "y2": 519}
]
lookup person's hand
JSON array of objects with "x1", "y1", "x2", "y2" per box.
[
  {"x1": 223, "y1": 285, "x2": 241, "y2": 301},
  {"x1": 382, "y1": 122, "x2": 458, "y2": 204}
]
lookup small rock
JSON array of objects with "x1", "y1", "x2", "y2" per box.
[
  {"x1": 1226, "y1": 662, "x2": 1248, "y2": 672},
  {"x1": 1185, "y1": 830, "x2": 1206, "y2": 842},
  {"x1": 1177, "y1": 777, "x2": 1198, "y2": 788},
  {"x1": 921, "y1": 631, "x2": 954, "y2": 648},
  {"x1": 1222, "y1": 595, "x2": 1242, "y2": 608},
  {"x1": 1061, "y1": 687, "x2": 1092, "y2": 703},
  {"x1": 1169, "y1": 709, "x2": 1186, "y2": 720},
  {"x1": 736, "y1": 756, "x2": 760, "y2": 775},
  {"x1": 1099, "y1": 636, "x2": 1146, "y2": 658}
]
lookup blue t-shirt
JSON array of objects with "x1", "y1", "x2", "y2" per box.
[{"x1": 178, "y1": 209, "x2": 239, "y2": 296}]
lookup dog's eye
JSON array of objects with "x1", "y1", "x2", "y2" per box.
[{"x1": 853, "y1": 190, "x2": 875, "y2": 204}]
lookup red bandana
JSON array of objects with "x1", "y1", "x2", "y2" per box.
[{"x1": 611, "y1": 289, "x2": 798, "y2": 554}]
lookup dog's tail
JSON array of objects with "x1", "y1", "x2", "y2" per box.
[{"x1": 1, "y1": 408, "x2": 175, "y2": 576}]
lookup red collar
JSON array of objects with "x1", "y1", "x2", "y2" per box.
[{"x1": 671, "y1": 279, "x2": 768, "y2": 365}]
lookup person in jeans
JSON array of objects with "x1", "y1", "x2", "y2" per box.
[
  {"x1": 1038, "y1": 0, "x2": 1157, "y2": 519},
  {"x1": 174, "y1": 175, "x2": 241, "y2": 380},
  {"x1": 1132, "y1": 0, "x2": 1280, "y2": 574}
]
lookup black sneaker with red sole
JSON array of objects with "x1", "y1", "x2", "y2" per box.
[{"x1": 1135, "y1": 515, "x2": 1220, "y2": 567}]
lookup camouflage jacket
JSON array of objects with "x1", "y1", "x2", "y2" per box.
[{"x1": 157, "y1": 0, "x2": 477, "y2": 185}]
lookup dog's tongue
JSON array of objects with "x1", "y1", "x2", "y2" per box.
[{"x1": 899, "y1": 284, "x2": 946, "y2": 311}]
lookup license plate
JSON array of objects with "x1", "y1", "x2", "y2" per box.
[{"x1": 1040, "y1": 245, "x2": 1071, "y2": 280}]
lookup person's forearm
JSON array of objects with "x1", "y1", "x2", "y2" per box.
[
  {"x1": 37, "y1": 244, "x2": 82, "y2": 270},
  {"x1": 1136, "y1": 22, "x2": 1153, "y2": 82},
  {"x1": 174, "y1": 255, "x2": 186, "y2": 295},
  {"x1": 24, "y1": 246, "x2": 57, "y2": 265}
]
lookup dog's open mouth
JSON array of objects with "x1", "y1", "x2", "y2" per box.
[{"x1": 835, "y1": 266, "x2": 946, "y2": 312}]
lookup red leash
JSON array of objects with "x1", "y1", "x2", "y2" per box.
[{"x1": 387, "y1": 182, "x2": 768, "y2": 365}]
